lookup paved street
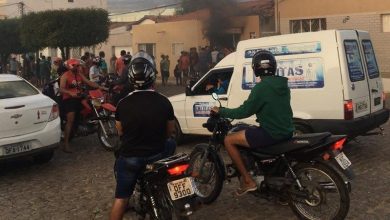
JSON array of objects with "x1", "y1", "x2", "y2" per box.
[{"x1": 0, "y1": 83, "x2": 390, "y2": 220}]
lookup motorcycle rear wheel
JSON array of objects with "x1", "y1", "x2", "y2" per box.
[
  {"x1": 189, "y1": 146, "x2": 224, "y2": 204},
  {"x1": 288, "y1": 162, "x2": 350, "y2": 220},
  {"x1": 97, "y1": 118, "x2": 119, "y2": 151}
]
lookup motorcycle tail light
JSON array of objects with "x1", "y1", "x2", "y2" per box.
[
  {"x1": 167, "y1": 164, "x2": 190, "y2": 176},
  {"x1": 48, "y1": 104, "x2": 59, "y2": 122},
  {"x1": 331, "y1": 137, "x2": 347, "y2": 151}
]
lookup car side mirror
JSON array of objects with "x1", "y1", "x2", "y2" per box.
[{"x1": 185, "y1": 86, "x2": 193, "y2": 96}]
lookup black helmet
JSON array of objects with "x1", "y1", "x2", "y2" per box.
[
  {"x1": 252, "y1": 50, "x2": 277, "y2": 77},
  {"x1": 128, "y1": 52, "x2": 156, "y2": 90},
  {"x1": 123, "y1": 54, "x2": 132, "y2": 65}
]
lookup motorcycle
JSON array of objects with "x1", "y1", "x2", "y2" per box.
[
  {"x1": 42, "y1": 79, "x2": 119, "y2": 151},
  {"x1": 128, "y1": 153, "x2": 201, "y2": 220},
  {"x1": 189, "y1": 93, "x2": 353, "y2": 220}
]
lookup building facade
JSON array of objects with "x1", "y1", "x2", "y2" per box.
[
  {"x1": 278, "y1": 0, "x2": 390, "y2": 76},
  {"x1": 0, "y1": 0, "x2": 106, "y2": 18}
]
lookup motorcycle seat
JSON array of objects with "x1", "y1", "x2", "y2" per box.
[{"x1": 251, "y1": 132, "x2": 332, "y2": 155}]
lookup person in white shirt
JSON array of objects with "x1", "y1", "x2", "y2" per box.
[{"x1": 89, "y1": 56, "x2": 103, "y2": 83}]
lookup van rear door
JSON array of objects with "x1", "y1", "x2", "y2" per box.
[
  {"x1": 357, "y1": 31, "x2": 385, "y2": 113},
  {"x1": 337, "y1": 30, "x2": 371, "y2": 119}
]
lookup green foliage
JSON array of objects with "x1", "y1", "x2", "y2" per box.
[
  {"x1": 0, "y1": 18, "x2": 26, "y2": 55},
  {"x1": 20, "y1": 8, "x2": 110, "y2": 57}
]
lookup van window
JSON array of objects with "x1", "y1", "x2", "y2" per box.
[
  {"x1": 344, "y1": 40, "x2": 365, "y2": 82},
  {"x1": 192, "y1": 68, "x2": 233, "y2": 96},
  {"x1": 362, "y1": 40, "x2": 380, "y2": 79}
]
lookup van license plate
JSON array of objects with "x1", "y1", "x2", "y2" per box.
[
  {"x1": 334, "y1": 152, "x2": 352, "y2": 170},
  {"x1": 167, "y1": 177, "x2": 194, "y2": 201},
  {"x1": 3, "y1": 142, "x2": 32, "y2": 155}
]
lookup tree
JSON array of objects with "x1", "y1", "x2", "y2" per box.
[
  {"x1": 0, "y1": 18, "x2": 26, "y2": 71},
  {"x1": 20, "y1": 8, "x2": 110, "y2": 59}
]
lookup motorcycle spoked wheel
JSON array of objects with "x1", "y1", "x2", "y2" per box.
[
  {"x1": 189, "y1": 146, "x2": 224, "y2": 204},
  {"x1": 288, "y1": 163, "x2": 350, "y2": 220},
  {"x1": 97, "y1": 118, "x2": 119, "y2": 151}
]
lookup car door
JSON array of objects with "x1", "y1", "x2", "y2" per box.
[
  {"x1": 184, "y1": 67, "x2": 233, "y2": 134},
  {"x1": 337, "y1": 30, "x2": 371, "y2": 119},
  {"x1": 358, "y1": 31, "x2": 385, "y2": 113}
]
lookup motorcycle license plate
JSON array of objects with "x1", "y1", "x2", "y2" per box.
[
  {"x1": 167, "y1": 177, "x2": 195, "y2": 201},
  {"x1": 335, "y1": 152, "x2": 352, "y2": 170}
]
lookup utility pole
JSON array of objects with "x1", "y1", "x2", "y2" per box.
[{"x1": 18, "y1": 1, "x2": 25, "y2": 17}]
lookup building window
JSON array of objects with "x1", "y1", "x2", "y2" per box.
[
  {"x1": 68, "y1": 0, "x2": 74, "y2": 2},
  {"x1": 138, "y1": 43, "x2": 156, "y2": 57},
  {"x1": 290, "y1": 18, "x2": 326, "y2": 33},
  {"x1": 172, "y1": 43, "x2": 184, "y2": 57},
  {"x1": 382, "y1": 14, "x2": 390, "y2": 32}
]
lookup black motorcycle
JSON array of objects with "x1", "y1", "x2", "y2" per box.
[
  {"x1": 189, "y1": 93, "x2": 353, "y2": 220},
  {"x1": 128, "y1": 153, "x2": 201, "y2": 220}
]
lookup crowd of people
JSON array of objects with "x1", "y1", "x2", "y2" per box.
[{"x1": 159, "y1": 46, "x2": 233, "y2": 86}]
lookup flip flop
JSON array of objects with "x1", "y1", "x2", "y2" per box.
[{"x1": 235, "y1": 185, "x2": 257, "y2": 196}]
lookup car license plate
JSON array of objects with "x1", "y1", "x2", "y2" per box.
[
  {"x1": 167, "y1": 177, "x2": 195, "y2": 201},
  {"x1": 3, "y1": 142, "x2": 32, "y2": 156},
  {"x1": 335, "y1": 152, "x2": 352, "y2": 170}
]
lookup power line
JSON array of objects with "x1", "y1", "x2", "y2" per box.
[{"x1": 109, "y1": 2, "x2": 180, "y2": 16}]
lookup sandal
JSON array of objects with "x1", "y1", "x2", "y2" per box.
[{"x1": 235, "y1": 185, "x2": 257, "y2": 196}]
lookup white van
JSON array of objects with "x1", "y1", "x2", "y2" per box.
[{"x1": 169, "y1": 30, "x2": 389, "y2": 142}]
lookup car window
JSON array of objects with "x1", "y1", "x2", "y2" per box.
[
  {"x1": 344, "y1": 40, "x2": 365, "y2": 82},
  {"x1": 362, "y1": 40, "x2": 380, "y2": 79},
  {"x1": 192, "y1": 68, "x2": 233, "y2": 96},
  {"x1": 0, "y1": 80, "x2": 39, "y2": 99}
]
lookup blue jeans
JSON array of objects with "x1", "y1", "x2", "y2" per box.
[{"x1": 114, "y1": 139, "x2": 176, "y2": 198}]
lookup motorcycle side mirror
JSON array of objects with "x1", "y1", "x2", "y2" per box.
[
  {"x1": 211, "y1": 92, "x2": 222, "y2": 107},
  {"x1": 185, "y1": 86, "x2": 193, "y2": 96}
]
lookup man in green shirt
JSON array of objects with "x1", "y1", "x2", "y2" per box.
[{"x1": 212, "y1": 50, "x2": 294, "y2": 196}]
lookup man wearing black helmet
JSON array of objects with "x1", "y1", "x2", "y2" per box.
[
  {"x1": 211, "y1": 50, "x2": 294, "y2": 196},
  {"x1": 111, "y1": 54, "x2": 134, "y2": 105},
  {"x1": 110, "y1": 51, "x2": 176, "y2": 220}
]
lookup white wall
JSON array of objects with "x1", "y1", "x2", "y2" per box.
[{"x1": 0, "y1": 0, "x2": 107, "y2": 18}]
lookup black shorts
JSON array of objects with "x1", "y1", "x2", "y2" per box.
[
  {"x1": 62, "y1": 98, "x2": 82, "y2": 114},
  {"x1": 245, "y1": 127, "x2": 286, "y2": 149}
]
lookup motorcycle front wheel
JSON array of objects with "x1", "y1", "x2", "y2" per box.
[
  {"x1": 189, "y1": 145, "x2": 224, "y2": 204},
  {"x1": 288, "y1": 162, "x2": 350, "y2": 220},
  {"x1": 97, "y1": 118, "x2": 119, "y2": 151}
]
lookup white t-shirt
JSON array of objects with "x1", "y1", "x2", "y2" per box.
[{"x1": 89, "y1": 65, "x2": 100, "y2": 83}]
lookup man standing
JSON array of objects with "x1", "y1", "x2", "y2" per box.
[
  {"x1": 99, "y1": 51, "x2": 108, "y2": 76},
  {"x1": 115, "y1": 50, "x2": 126, "y2": 76},
  {"x1": 9, "y1": 55, "x2": 18, "y2": 75},
  {"x1": 110, "y1": 52, "x2": 176, "y2": 220},
  {"x1": 160, "y1": 54, "x2": 170, "y2": 86}
]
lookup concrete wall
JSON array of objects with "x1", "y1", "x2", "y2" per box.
[
  {"x1": 278, "y1": 0, "x2": 390, "y2": 76},
  {"x1": 132, "y1": 20, "x2": 208, "y2": 72},
  {"x1": 0, "y1": 0, "x2": 107, "y2": 18}
]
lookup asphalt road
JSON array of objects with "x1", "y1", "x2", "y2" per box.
[{"x1": 0, "y1": 83, "x2": 389, "y2": 220}]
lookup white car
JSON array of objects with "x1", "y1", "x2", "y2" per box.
[{"x1": 0, "y1": 74, "x2": 60, "y2": 163}]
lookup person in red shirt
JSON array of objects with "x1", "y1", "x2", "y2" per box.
[
  {"x1": 115, "y1": 50, "x2": 126, "y2": 76},
  {"x1": 179, "y1": 51, "x2": 190, "y2": 85},
  {"x1": 59, "y1": 58, "x2": 107, "y2": 153}
]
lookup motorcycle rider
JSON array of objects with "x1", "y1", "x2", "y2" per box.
[
  {"x1": 111, "y1": 54, "x2": 134, "y2": 105},
  {"x1": 110, "y1": 51, "x2": 176, "y2": 220},
  {"x1": 211, "y1": 50, "x2": 294, "y2": 196},
  {"x1": 59, "y1": 58, "x2": 107, "y2": 153}
]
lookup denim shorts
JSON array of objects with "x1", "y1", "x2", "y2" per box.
[
  {"x1": 245, "y1": 127, "x2": 282, "y2": 149},
  {"x1": 114, "y1": 139, "x2": 176, "y2": 198}
]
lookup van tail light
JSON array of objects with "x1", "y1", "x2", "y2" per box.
[
  {"x1": 382, "y1": 92, "x2": 386, "y2": 108},
  {"x1": 167, "y1": 164, "x2": 190, "y2": 176},
  {"x1": 48, "y1": 104, "x2": 59, "y2": 122},
  {"x1": 331, "y1": 137, "x2": 347, "y2": 151},
  {"x1": 344, "y1": 100, "x2": 354, "y2": 120}
]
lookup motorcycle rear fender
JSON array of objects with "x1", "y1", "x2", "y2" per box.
[
  {"x1": 313, "y1": 160, "x2": 353, "y2": 193},
  {"x1": 287, "y1": 135, "x2": 347, "y2": 161},
  {"x1": 193, "y1": 143, "x2": 226, "y2": 180}
]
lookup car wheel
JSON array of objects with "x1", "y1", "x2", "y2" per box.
[{"x1": 33, "y1": 150, "x2": 54, "y2": 164}]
